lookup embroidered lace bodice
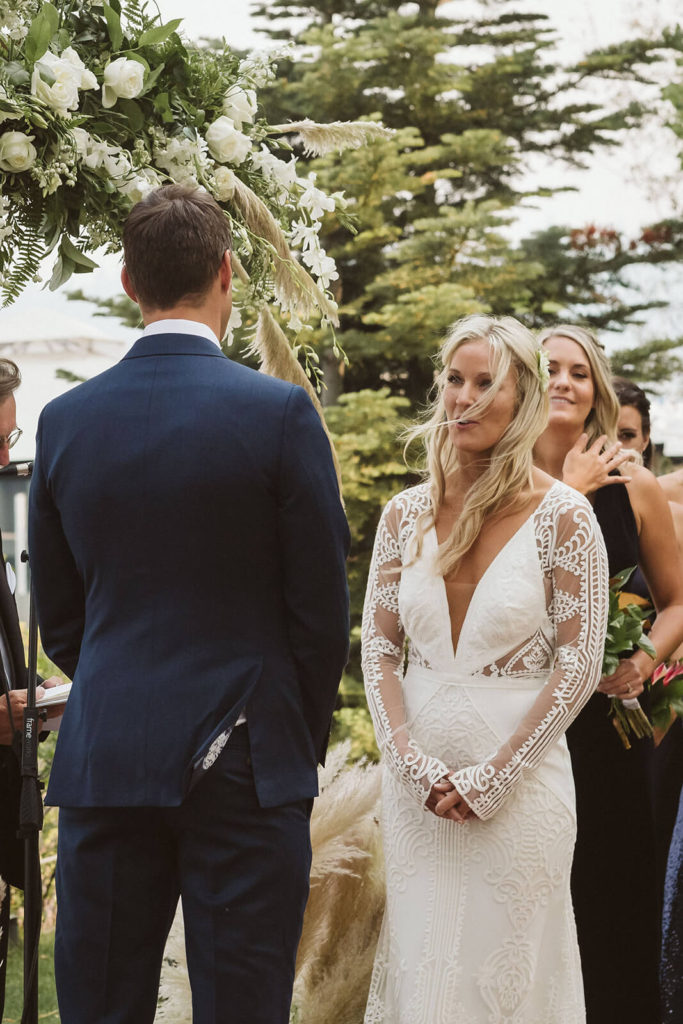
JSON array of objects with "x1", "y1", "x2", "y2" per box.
[{"x1": 362, "y1": 479, "x2": 609, "y2": 820}]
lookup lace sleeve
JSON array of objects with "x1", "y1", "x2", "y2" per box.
[
  {"x1": 449, "y1": 495, "x2": 609, "y2": 821},
  {"x1": 362, "y1": 497, "x2": 449, "y2": 806}
]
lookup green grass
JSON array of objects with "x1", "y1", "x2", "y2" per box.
[{"x1": 3, "y1": 928, "x2": 60, "y2": 1022}]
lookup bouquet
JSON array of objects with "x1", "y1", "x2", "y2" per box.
[
  {"x1": 649, "y1": 659, "x2": 683, "y2": 736},
  {"x1": 0, "y1": 0, "x2": 389, "y2": 386},
  {"x1": 602, "y1": 566, "x2": 656, "y2": 749}
]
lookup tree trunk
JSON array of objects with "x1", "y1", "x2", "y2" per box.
[{"x1": 321, "y1": 348, "x2": 344, "y2": 407}]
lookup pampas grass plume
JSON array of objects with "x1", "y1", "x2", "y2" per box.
[
  {"x1": 246, "y1": 308, "x2": 343, "y2": 492},
  {"x1": 270, "y1": 120, "x2": 393, "y2": 157}
]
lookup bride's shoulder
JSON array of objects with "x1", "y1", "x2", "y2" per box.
[
  {"x1": 534, "y1": 477, "x2": 597, "y2": 533},
  {"x1": 385, "y1": 482, "x2": 431, "y2": 519}
]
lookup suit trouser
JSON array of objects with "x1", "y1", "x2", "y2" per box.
[{"x1": 54, "y1": 728, "x2": 312, "y2": 1024}]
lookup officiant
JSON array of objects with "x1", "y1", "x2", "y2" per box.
[{"x1": 0, "y1": 358, "x2": 63, "y2": 1019}]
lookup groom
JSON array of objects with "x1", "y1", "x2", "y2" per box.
[{"x1": 29, "y1": 184, "x2": 350, "y2": 1023}]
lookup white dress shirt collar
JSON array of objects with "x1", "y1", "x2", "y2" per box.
[{"x1": 141, "y1": 319, "x2": 221, "y2": 349}]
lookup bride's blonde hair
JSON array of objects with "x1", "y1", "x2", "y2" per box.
[
  {"x1": 537, "y1": 324, "x2": 620, "y2": 445},
  {"x1": 406, "y1": 314, "x2": 549, "y2": 577}
]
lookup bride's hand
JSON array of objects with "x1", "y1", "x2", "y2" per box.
[
  {"x1": 562, "y1": 434, "x2": 632, "y2": 496},
  {"x1": 430, "y1": 779, "x2": 474, "y2": 823}
]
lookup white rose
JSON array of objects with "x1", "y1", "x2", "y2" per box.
[
  {"x1": 211, "y1": 165, "x2": 237, "y2": 201},
  {"x1": 102, "y1": 149, "x2": 132, "y2": 181},
  {"x1": 0, "y1": 131, "x2": 37, "y2": 172},
  {"x1": 102, "y1": 57, "x2": 145, "y2": 109},
  {"x1": 119, "y1": 173, "x2": 155, "y2": 204},
  {"x1": 205, "y1": 116, "x2": 251, "y2": 166},
  {"x1": 222, "y1": 86, "x2": 257, "y2": 130},
  {"x1": 61, "y1": 47, "x2": 97, "y2": 92},
  {"x1": 31, "y1": 52, "x2": 80, "y2": 116}
]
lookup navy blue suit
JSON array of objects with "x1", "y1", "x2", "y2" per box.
[{"x1": 28, "y1": 331, "x2": 350, "y2": 1022}]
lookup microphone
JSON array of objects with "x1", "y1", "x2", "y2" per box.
[{"x1": 0, "y1": 462, "x2": 33, "y2": 477}]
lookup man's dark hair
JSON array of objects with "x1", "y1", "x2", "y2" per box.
[
  {"x1": 0, "y1": 359, "x2": 21, "y2": 402},
  {"x1": 122, "y1": 184, "x2": 232, "y2": 310}
]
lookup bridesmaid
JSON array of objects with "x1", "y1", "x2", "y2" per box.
[
  {"x1": 613, "y1": 377, "x2": 683, "y2": 895},
  {"x1": 533, "y1": 324, "x2": 683, "y2": 1024}
]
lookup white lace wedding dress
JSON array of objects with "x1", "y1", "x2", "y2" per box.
[{"x1": 362, "y1": 480, "x2": 609, "y2": 1024}]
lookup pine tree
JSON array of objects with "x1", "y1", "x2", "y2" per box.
[{"x1": 253, "y1": 0, "x2": 683, "y2": 400}]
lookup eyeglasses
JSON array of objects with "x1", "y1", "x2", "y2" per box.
[{"x1": 0, "y1": 428, "x2": 22, "y2": 449}]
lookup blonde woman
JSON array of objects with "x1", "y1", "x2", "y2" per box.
[
  {"x1": 362, "y1": 314, "x2": 609, "y2": 1023},
  {"x1": 534, "y1": 325, "x2": 683, "y2": 1024}
]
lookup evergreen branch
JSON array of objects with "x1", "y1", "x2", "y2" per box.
[{"x1": 1, "y1": 193, "x2": 47, "y2": 307}]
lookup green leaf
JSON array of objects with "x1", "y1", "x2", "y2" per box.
[
  {"x1": 118, "y1": 98, "x2": 144, "y2": 133},
  {"x1": 4, "y1": 62, "x2": 30, "y2": 88},
  {"x1": 153, "y1": 91, "x2": 174, "y2": 123},
  {"x1": 59, "y1": 236, "x2": 99, "y2": 271},
  {"x1": 49, "y1": 254, "x2": 75, "y2": 292},
  {"x1": 25, "y1": 2, "x2": 59, "y2": 64},
  {"x1": 140, "y1": 61, "x2": 165, "y2": 95},
  {"x1": 103, "y1": 2, "x2": 123, "y2": 52},
  {"x1": 637, "y1": 634, "x2": 657, "y2": 658},
  {"x1": 651, "y1": 702, "x2": 672, "y2": 731},
  {"x1": 137, "y1": 19, "x2": 182, "y2": 48},
  {"x1": 153, "y1": 91, "x2": 170, "y2": 115},
  {"x1": 610, "y1": 566, "x2": 636, "y2": 592}
]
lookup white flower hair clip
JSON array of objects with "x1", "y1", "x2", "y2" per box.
[{"x1": 536, "y1": 347, "x2": 550, "y2": 392}]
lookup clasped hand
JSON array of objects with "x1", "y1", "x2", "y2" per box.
[{"x1": 427, "y1": 776, "x2": 476, "y2": 823}]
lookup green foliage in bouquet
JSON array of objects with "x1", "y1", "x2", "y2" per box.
[
  {"x1": 602, "y1": 566, "x2": 656, "y2": 749},
  {"x1": 649, "y1": 660, "x2": 683, "y2": 733},
  {"x1": 601, "y1": 566, "x2": 656, "y2": 676}
]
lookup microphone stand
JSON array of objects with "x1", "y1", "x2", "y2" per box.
[
  {"x1": 18, "y1": 549, "x2": 42, "y2": 1024},
  {"x1": 0, "y1": 461, "x2": 43, "y2": 1023}
]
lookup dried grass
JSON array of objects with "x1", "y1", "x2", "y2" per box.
[
  {"x1": 270, "y1": 120, "x2": 393, "y2": 157},
  {"x1": 156, "y1": 903, "x2": 191, "y2": 1023},
  {"x1": 292, "y1": 746, "x2": 384, "y2": 1024},
  {"x1": 232, "y1": 178, "x2": 338, "y2": 324},
  {"x1": 246, "y1": 308, "x2": 343, "y2": 491}
]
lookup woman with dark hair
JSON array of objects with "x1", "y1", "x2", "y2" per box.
[
  {"x1": 611, "y1": 378, "x2": 683, "y2": 889},
  {"x1": 613, "y1": 376, "x2": 654, "y2": 467}
]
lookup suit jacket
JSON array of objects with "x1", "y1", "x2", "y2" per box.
[
  {"x1": 29, "y1": 332, "x2": 350, "y2": 809},
  {"x1": 0, "y1": 528, "x2": 28, "y2": 888}
]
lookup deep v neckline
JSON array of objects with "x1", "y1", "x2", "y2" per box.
[{"x1": 431, "y1": 481, "x2": 560, "y2": 664}]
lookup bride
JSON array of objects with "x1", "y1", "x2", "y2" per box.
[{"x1": 362, "y1": 314, "x2": 609, "y2": 1023}]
